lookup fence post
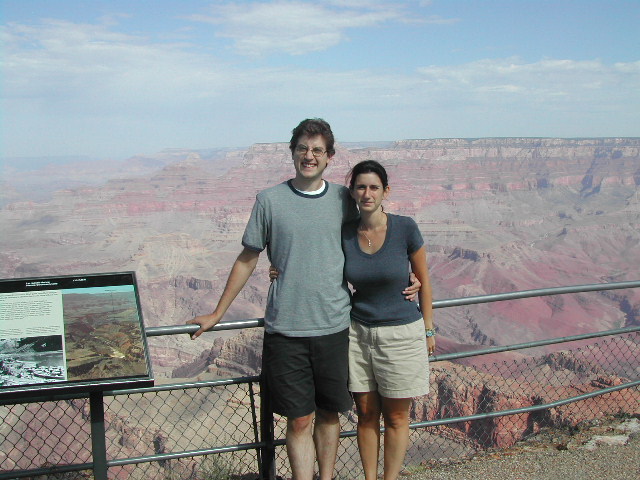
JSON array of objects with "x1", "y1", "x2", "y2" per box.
[
  {"x1": 259, "y1": 373, "x2": 277, "y2": 480},
  {"x1": 89, "y1": 391, "x2": 108, "y2": 480}
]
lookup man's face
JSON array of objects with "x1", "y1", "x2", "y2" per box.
[{"x1": 292, "y1": 134, "x2": 333, "y2": 183}]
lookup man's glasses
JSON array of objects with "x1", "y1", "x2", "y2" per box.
[{"x1": 295, "y1": 145, "x2": 327, "y2": 158}]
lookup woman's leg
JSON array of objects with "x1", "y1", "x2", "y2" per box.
[
  {"x1": 353, "y1": 391, "x2": 382, "y2": 480},
  {"x1": 381, "y1": 397, "x2": 412, "y2": 480}
]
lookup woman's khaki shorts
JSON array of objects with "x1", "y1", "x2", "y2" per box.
[{"x1": 348, "y1": 319, "x2": 430, "y2": 398}]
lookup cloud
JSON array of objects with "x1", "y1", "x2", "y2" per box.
[
  {"x1": 2, "y1": 15, "x2": 638, "y2": 157},
  {"x1": 421, "y1": 15, "x2": 460, "y2": 25},
  {"x1": 5, "y1": 17, "x2": 638, "y2": 111},
  {"x1": 188, "y1": 0, "x2": 410, "y2": 56},
  {"x1": 2, "y1": 19, "x2": 231, "y2": 110},
  {"x1": 415, "y1": 58, "x2": 640, "y2": 108}
]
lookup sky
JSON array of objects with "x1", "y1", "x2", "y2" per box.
[{"x1": 1, "y1": 0, "x2": 639, "y2": 161}]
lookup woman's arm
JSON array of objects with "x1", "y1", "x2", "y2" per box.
[{"x1": 409, "y1": 246, "x2": 436, "y2": 355}]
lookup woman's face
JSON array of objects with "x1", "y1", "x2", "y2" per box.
[{"x1": 351, "y1": 172, "x2": 389, "y2": 214}]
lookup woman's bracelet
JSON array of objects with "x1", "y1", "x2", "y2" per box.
[{"x1": 425, "y1": 328, "x2": 436, "y2": 338}]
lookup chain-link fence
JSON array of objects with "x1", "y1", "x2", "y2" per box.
[
  {"x1": 1, "y1": 282, "x2": 639, "y2": 480},
  {"x1": 0, "y1": 378, "x2": 264, "y2": 480},
  {"x1": 106, "y1": 379, "x2": 263, "y2": 480},
  {"x1": 273, "y1": 331, "x2": 640, "y2": 480},
  {"x1": 2, "y1": 331, "x2": 638, "y2": 480}
]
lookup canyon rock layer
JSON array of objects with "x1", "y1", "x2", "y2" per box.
[
  {"x1": 2, "y1": 138, "x2": 638, "y2": 377},
  {"x1": 1, "y1": 138, "x2": 639, "y2": 460}
]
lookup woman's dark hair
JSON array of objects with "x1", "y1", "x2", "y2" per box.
[
  {"x1": 289, "y1": 118, "x2": 336, "y2": 156},
  {"x1": 346, "y1": 160, "x2": 389, "y2": 190}
]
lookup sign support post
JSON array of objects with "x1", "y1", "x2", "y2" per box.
[{"x1": 89, "y1": 391, "x2": 108, "y2": 480}]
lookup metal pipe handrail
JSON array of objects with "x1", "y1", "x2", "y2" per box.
[
  {"x1": 110, "y1": 326, "x2": 640, "y2": 409},
  {"x1": 145, "y1": 280, "x2": 640, "y2": 337},
  {"x1": 146, "y1": 318, "x2": 264, "y2": 337},
  {"x1": 0, "y1": 463, "x2": 93, "y2": 480},
  {"x1": 108, "y1": 442, "x2": 267, "y2": 467},
  {"x1": 432, "y1": 325, "x2": 640, "y2": 362},
  {"x1": 107, "y1": 375, "x2": 261, "y2": 396},
  {"x1": 138, "y1": 327, "x2": 640, "y2": 397},
  {"x1": 433, "y1": 280, "x2": 640, "y2": 308},
  {"x1": 408, "y1": 377, "x2": 640, "y2": 430},
  {"x1": 334, "y1": 377, "x2": 640, "y2": 440}
]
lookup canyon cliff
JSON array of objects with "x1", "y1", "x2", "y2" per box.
[
  {"x1": 1, "y1": 138, "x2": 639, "y2": 376},
  {"x1": 1, "y1": 138, "x2": 639, "y2": 459}
]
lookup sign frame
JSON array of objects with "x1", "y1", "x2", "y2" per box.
[{"x1": 0, "y1": 271, "x2": 154, "y2": 399}]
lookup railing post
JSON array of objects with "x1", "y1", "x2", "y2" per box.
[
  {"x1": 89, "y1": 391, "x2": 108, "y2": 480},
  {"x1": 259, "y1": 372, "x2": 277, "y2": 480}
]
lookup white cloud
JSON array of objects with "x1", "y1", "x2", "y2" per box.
[
  {"x1": 188, "y1": 0, "x2": 408, "y2": 56},
  {"x1": 5, "y1": 18, "x2": 638, "y2": 110},
  {"x1": 415, "y1": 58, "x2": 640, "y2": 107},
  {"x1": 2, "y1": 19, "x2": 231, "y2": 110},
  {"x1": 421, "y1": 15, "x2": 459, "y2": 25},
  {"x1": 2, "y1": 16, "x2": 638, "y2": 157}
]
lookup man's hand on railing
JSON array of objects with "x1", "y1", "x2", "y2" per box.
[{"x1": 187, "y1": 313, "x2": 222, "y2": 339}]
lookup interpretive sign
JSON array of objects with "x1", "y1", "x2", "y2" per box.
[{"x1": 0, "y1": 272, "x2": 153, "y2": 398}]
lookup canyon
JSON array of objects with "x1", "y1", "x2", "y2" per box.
[
  {"x1": 2, "y1": 138, "x2": 638, "y2": 376},
  {"x1": 1, "y1": 138, "x2": 639, "y2": 470}
]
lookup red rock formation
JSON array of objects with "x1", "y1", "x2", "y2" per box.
[{"x1": 1, "y1": 138, "x2": 638, "y2": 374}]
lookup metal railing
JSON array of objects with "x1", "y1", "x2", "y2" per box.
[{"x1": 1, "y1": 280, "x2": 639, "y2": 479}]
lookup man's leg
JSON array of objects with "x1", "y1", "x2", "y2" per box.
[
  {"x1": 287, "y1": 412, "x2": 316, "y2": 480},
  {"x1": 310, "y1": 328, "x2": 352, "y2": 479},
  {"x1": 263, "y1": 333, "x2": 318, "y2": 479},
  {"x1": 313, "y1": 408, "x2": 341, "y2": 480}
]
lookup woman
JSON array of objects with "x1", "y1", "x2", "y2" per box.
[{"x1": 343, "y1": 160, "x2": 435, "y2": 480}]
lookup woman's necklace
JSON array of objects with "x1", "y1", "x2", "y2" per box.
[
  {"x1": 359, "y1": 229, "x2": 372, "y2": 247},
  {"x1": 358, "y1": 212, "x2": 386, "y2": 248}
]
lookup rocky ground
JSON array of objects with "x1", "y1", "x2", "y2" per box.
[{"x1": 404, "y1": 416, "x2": 640, "y2": 480}]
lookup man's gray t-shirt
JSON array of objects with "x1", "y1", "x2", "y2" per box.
[
  {"x1": 342, "y1": 213, "x2": 424, "y2": 326},
  {"x1": 242, "y1": 180, "x2": 358, "y2": 336}
]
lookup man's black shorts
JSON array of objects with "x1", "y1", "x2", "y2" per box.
[{"x1": 262, "y1": 328, "x2": 352, "y2": 419}]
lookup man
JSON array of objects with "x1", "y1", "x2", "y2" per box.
[{"x1": 189, "y1": 118, "x2": 418, "y2": 480}]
